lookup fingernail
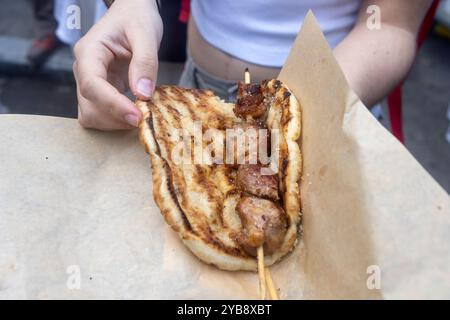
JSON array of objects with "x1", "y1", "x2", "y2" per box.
[
  {"x1": 137, "y1": 78, "x2": 155, "y2": 98},
  {"x1": 124, "y1": 114, "x2": 139, "y2": 127}
]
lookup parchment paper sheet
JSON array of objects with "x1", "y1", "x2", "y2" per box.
[{"x1": 1, "y1": 12, "x2": 449, "y2": 299}]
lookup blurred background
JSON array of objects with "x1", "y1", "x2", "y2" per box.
[{"x1": 0, "y1": 0, "x2": 449, "y2": 192}]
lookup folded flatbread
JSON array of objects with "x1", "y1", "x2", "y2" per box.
[{"x1": 137, "y1": 79, "x2": 301, "y2": 271}]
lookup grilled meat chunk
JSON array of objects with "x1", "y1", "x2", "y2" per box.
[
  {"x1": 237, "y1": 164, "x2": 279, "y2": 200},
  {"x1": 234, "y1": 82, "x2": 266, "y2": 119},
  {"x1": 236, "y1": 196, "x2": 288, "y2": 256}
]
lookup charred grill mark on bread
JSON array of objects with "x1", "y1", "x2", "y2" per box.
[{"x1": 145, "y1": 87, "x2": 252, "y2": 258}]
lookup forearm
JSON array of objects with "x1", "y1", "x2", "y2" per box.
[
  {"x1": 333, "y1": 0, "x2": 432, "y2": 108},
  {"x1": 334, "y1": 23, "x2": 417, "y2": 107}
]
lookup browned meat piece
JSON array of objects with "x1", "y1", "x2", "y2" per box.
[
  {"x1": 237, "y1": 164, "x2": 279, "y2": 200},
  {"x1": 234, "y1": 82, "x2": 266, "y2": 119},
  {"x1": 236, "y1": 196, "x2": 288, "y2": 256}
]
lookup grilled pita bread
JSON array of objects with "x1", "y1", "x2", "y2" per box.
[{"x1": 137, "y1": 80, "x2": 301, "y2": 271}]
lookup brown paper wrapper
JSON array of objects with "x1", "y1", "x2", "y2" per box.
[{"x1": 0, "y1": 12, "x2": 449, "y2": 299}]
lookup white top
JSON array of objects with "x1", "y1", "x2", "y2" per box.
[{"x1": 191, "y1": 0, "x2": 362, "y2": 67}]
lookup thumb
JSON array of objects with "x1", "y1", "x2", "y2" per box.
[{"x1": 127, "y1": 27, "x2": 160, "y2": 101}]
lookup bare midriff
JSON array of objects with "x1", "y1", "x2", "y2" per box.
[{"x1": 188, "y1": 18, "x2": 281, "y2": 83}]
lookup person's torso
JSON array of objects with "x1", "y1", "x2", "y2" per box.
[{"x1": 190, "y1": 0, "x2": 361, "y2": 72}]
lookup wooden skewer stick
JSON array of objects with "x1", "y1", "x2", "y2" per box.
[
  {"x1": 265, "y1": 267, "x2": 279, "y2": 300},
  {"x1": 257, "y1": 246, "x2": 266, "y2": 300}
]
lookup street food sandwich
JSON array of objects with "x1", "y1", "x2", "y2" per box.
[{"x1": 137, "y1": 70, "x2": 301, "y2": 299}]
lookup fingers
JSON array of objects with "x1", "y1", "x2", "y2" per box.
[
  {"x1": 74, "y1": 41, "x2": 141, "y2": 130},
  {"x1": 126, "y1": 17, "x2": 162, "y2": 101}
]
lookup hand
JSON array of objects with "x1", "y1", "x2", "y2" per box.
[{"x1": 73, "y1": 0, "x2": 163, "y2": 130}]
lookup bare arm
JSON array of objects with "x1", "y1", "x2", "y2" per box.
[
  {"x1": 74, "y1": 0, "x2": 162, "y2": 130},
  {"x1": 333, "y1": 0, "x2": 432, "y2": 107}
]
